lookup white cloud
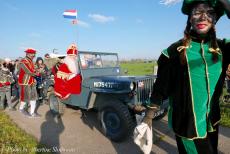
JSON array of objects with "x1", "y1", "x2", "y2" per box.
[
  {"x1": 88, "y1": 14, "x2": 115, "y2": 23},
  {"x1": 159, "y1": 0, "x2": 181, "y2": 6},
  {"x1": 77, "y1": 20, "x2": 90, "y2": 28}
]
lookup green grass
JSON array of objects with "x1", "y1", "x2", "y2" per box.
[
  {"x1": 0, "y1": 111, "x2": 52, "y2": 154},
  {"x1": 220, "y1": 103, "x2": 230, "y2": 127},
  {"x1": 220, "y1": 88, "x2": 230, "y2": 127},
  {"x1": 120, "y1": 61, "x2": 156, "y2": 75}
]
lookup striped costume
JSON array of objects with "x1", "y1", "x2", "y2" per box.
[{"x1": 18, "y1": 57, "x2": 37, "y2": 102}]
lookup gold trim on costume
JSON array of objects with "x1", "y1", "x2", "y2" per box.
[
  {"x1": 175, "y1": 132, "x2": 207, "y2": 140},
  {"x1": 24, "y1": 75, "x2": 29, "y2": 85},
  {"x1": 177, "y1": 45, "x2": 191, "y2": 52},
  {"x1": 185, "y1": 45, "x2": 199, "y2": 137},
  {"x1": 213, "y1": 120, "x2": 220, "y2": 126},
  {"x1": 56, "y1": 71, "x2": 70, "y2": 80},
  {"x1": 209, "y1": 48, "x2": 221, "y2": 55}
]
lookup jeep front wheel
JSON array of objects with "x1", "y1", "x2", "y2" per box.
[
  {"x1": 48, "y1": 92, "x2": 65, "y2": 115},
  {"x1": 99, "y1": 100, "x2": 135, "y2": 142}
]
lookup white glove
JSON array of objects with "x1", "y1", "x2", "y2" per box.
[
  {"x1": 133, "y1": 122, "x2": 153, "y2": 154},
  {"x1": 68, "y1": 73, "x2": 77, "y2": 80}
]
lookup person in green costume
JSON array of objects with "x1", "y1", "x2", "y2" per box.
[{"x1": 142, "y1": 0, "x2": 230, "y2": 153}]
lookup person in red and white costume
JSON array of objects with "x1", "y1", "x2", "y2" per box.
[
  {"x1": 54, "y1": 43, "x2": 82, "y2": 100},
  {"x1": 18, "y1": 48, "x2": 40, "y2": 117}
]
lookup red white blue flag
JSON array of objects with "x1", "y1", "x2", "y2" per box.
[{"x1": 63, "y1": 10, "x2": 77, "y2": 19}]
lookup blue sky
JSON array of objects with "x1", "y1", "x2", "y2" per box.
[{"x1": 0, "y1": 0, "x2": 230, "y2": 60}]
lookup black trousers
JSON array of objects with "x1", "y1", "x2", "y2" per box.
[{"x1": 175, "y1": 125, "x2": 219, "y2": 154}]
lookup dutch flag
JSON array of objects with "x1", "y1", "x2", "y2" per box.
[{"x1": 63, "y1": 10, "x2": 77, "y2": 19}]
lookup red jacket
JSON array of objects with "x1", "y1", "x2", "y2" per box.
[{"x1": 18, "y1": 57, "x2": 36, "y2": 85}]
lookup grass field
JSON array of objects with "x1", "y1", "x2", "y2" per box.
[
  {"x1": 220, "y1": 88, "x2": 230, "y2": 127},
  {"x1": 120, "y1": 61, "x2": 156, "y2": 75},
  {"x1": 220, "y1": 102, "x2": 230, "y2": 127},
  {"x1": 0, "y1": 111, "x2": 51, "y2": 154}
]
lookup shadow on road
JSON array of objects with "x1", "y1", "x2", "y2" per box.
[
  {"x1": 80, "y1": 110, "x2": 143, "y2": 154},
  {"x1": 37, "y1": 111, "x2": 64, "y2": 154},
  {"x1": 152, "y1": 119, "x2": 178, "y2": 153},
  {"x1": 80, "y1": 109, "x2": 178, "y2": 154}
]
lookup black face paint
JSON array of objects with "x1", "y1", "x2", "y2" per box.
[
  {"x1": 191, "y1": 4, "x2": 216, "y2": 23},
  {"x1": 190, "y1": 3, "x2": 216, "y2": 34}
]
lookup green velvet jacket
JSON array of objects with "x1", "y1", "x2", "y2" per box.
[{"x1": 150, "y1": 37, "x2": 230, "y2": 139}]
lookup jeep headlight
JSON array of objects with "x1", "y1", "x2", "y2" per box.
[{"x1": 130, "y1": 82, "x2": 136, "y2": 90}]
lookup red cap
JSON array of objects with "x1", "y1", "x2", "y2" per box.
[
  {"x1": 67, "y1": 44, "x2": 78, "y2": 56},
  {"x1": 25, "y1": 48, "x2": 36, "y2": 54}
]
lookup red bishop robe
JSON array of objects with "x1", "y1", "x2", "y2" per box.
[{"x1": 54, "y1": 63, "x2": 82, "y2": 99}]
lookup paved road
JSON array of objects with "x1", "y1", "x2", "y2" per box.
[{"x1": 5, "y1": 104, "x2": 230, "y2": 154}]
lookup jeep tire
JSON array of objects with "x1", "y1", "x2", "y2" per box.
[
  {"x1": 48, "y1": 92, "x2": 65, "y2": 115},
  {"x1": 99, "y1": 100, "x2": 135, "y2": 142}
]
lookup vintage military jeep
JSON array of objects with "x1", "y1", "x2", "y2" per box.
[{"x1": 46, "y1": 51, "x2": 168, "y2": 142}]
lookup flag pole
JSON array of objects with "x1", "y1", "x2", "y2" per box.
[
  {"x1": 72, "y1": 10, "x2": 78, "y2": 48},
  {"x1": 72, "y1": 19, "x2": 79, "y2": 47}
]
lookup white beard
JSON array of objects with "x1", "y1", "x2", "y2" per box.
[{"x1": 64, "y1": 56, "x2": 78, "y2": 74}]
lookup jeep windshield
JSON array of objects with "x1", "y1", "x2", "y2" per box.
[{"x1": 79, "y1": 51, "x2": 119, "y2": 69}]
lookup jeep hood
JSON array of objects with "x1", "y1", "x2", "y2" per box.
[{"x1": 83, "y1": 75, "x2": 156, "y2": 94}]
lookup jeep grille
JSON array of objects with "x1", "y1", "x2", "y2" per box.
[{"x1": 135, "y1": 76, "x2": 155, "y2": 104}]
